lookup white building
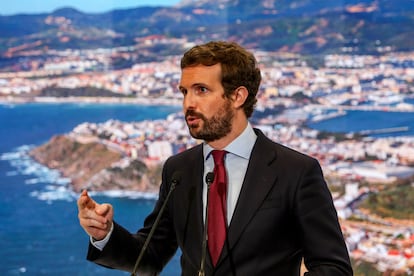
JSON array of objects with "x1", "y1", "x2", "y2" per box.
[{"x1": 147, "y1": 141, "x2": 173, "y2": 161}]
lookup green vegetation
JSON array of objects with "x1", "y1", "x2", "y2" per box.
[
  {"x1": 108, "y1": 159, "x2": 148, "y2": 181},
  {"x1": 360, "y1": 183, "x2": 414, "y2": 220},
  {"x1": 352, "y1": 259, "x2": 381, "y2": 276},
  {"x1": 327, "y1": 183, "x2": 345, "y2": 195},
  {"x1": 352, "y1": 258, "x2": 410, "y2": 275}
]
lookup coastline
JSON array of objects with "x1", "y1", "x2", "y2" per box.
[
  {"x1": 0, "y1": 95, "x2": 182, "y2": 106},
  {"x1": 2, "y1": 100, "x2": 414, "y2": 275},
  {"x1": 2, "y1": 95, "x2": 414, "y2": 113}
]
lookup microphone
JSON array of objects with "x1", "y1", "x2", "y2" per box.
[
  {"x1": 131, "y1": 171, "x2": 182, "y2": 276},
  {"x1": 198, "y1": 172, "x2": 215, "y2": 276}
]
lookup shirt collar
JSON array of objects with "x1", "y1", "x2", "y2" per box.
[{"x1": 203, "y1": 122, "x2": 257, "y2": 160}]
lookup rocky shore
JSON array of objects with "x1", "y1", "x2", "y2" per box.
[{"x1": 29, "y1": 135, "x2": 162, "y2": 193}]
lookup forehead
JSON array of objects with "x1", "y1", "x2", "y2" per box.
[{"x1": 179, "y1": 63, "x2": 222, "y2": 87}]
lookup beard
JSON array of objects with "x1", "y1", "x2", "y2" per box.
[{"x1": 185, "y1": 100, "x2": 234, "y2": 142}]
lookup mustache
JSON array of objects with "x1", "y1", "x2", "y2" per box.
[{"x1": 185, "y1": 110, "x2": 206, "y2": 120}]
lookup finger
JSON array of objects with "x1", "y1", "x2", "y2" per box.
[
  {"x1": 96, "y1": 204, "x2": 113, "y2": 227},
  {"x1": 79, "y1": 218, "x2": 110, "y2": 240},
  {"x1": 95, "y1": 203, "x2": 111, "y2": 216},
  {"x1": 79, "y1": 210, "x2": 111, "y2": 233},
  {"x1": 77, "y1": 190, "x2": 95, "y2": 210},
  {"x1": 79, "y1": 206, "x2": 108, "y2": 224},
  {"x1": 77, "y1": 190, "x2": 89, "y2": 208},
  {"x1": 81, "y1": 216, "x2": 108, "y2": 230}
]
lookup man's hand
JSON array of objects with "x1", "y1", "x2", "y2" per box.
[{"x1": 77, "y1": 190, "x2": 114, "y2": 241}]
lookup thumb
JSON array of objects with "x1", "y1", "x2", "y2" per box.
[{"x1": 96, "y1": 203, "x2": 113, "y2": 218}]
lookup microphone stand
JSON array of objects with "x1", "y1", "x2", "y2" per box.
[
  {"x1": 198, "y1": 172, "x2": 215, "y2": 276},
  {"x1": 131, "y1": 171, "x2": 182, "y2": 276}
]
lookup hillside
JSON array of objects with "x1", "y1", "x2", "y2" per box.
[
  {"x1": 1, "y1": 0, "x2": 414, "y2": 56},
  {"x1": 360, "y1": 182, "x2": 414, "y2": 220},
  {"x1": 29, "y1": 135, "x2": 161, "y2": 193}
]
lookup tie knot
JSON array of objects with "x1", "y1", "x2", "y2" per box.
[{"x1": 211, "y1": 150, "x2": 226, "y2": 166}]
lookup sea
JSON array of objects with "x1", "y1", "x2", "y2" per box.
[
  {"x1": 1, "y1": 101, "x2": 414, "y2": 275},
  {"x1": 0, "y1": 103, "x2": 181, "y2": 275}
]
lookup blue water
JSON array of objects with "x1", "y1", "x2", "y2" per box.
[
  {"x1": 1, "y1": 102, "x2": 414, "y2": 275},
  {"x1": 307, "y1": 98, "x2": 414, "y2": 137},
  {"x1": 308, "y1": 110, "x2": 414, "y2": 137},
  {"x1": 0, "y1": 103, "x2": 181, "y2": 275}
]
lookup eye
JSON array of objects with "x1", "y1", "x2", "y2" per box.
[
  {"x1": 179, "y1": 88, "x2": 187, "y2": 96},
  {"x1": 195, "y1": 86, "x2": 209, "y2": 95}
]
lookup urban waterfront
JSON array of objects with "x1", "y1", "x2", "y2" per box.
[
  {"x1": 1, "y1": 1, "x2": 414, "y2": 274},
  {"x1": 1, "y1": 102, "x2": 414, "y2": 275}
]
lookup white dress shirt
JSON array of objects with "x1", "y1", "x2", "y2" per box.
[{"x1": 202, "y1": 122, "x2": 257, "y2": 225}]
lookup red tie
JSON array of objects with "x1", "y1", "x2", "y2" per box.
[{"x1": 208, "y1": 150, "x2": 227, "y2": 266}]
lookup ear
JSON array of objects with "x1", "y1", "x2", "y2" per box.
[{"x1": 231, "y1": 86, "x2": 249, "y2": 109}]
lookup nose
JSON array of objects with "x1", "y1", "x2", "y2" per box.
[{"x1": 183, "y1": 91, "x2": 196, "y2": 111}]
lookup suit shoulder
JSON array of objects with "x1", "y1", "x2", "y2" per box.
[{"x1": 256, "y1": 128, "x2": 319, "y2": 165}]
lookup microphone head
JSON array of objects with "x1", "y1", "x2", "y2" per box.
[
  {"x1": 171, "y1": 171, "x2": 183, "y2": 186},
  {"x1": 205, "y1": 172, "x2": 215, "y2": 184}
]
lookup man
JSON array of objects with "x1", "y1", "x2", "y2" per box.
[{"x1": 78, "y1": 41, "x2": 353, "y2": 275}]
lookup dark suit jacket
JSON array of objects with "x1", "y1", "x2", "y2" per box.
[{"x1": 87, "y1": 128, "x2": 353, "y2": 275}]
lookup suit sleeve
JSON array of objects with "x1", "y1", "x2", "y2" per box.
[
  {"x1": 86, "y1": 164, "x2": 179, "y2": 274},
  {"x1": 295, "y1": 158, "x2": 353, "y2": 275}
]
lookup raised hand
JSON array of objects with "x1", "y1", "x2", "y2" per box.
[{"x1": 77, "y1": 190, "x2": 114, "y2": 241}]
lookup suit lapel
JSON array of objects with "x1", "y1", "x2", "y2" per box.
[
  {"x1": 219, "y1": 130, "x2": 279, "y2": 263},
  {"x1": 189, "y1": 154, "x2": 205, "y2": 251}
]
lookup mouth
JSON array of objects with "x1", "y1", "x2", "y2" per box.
[
  {"x1": 185, "y1": 110, "x2": 205, "y2": 128},
  {"x1": 186, "y1": 115, "x2": 201, "y2": 127}
]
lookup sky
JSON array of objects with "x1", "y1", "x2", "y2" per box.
[{"x1": 1, "y1": 0, "x2": 181, "y2": 16}]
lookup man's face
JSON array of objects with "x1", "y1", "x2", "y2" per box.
[{"x1": 179, "y1": 64, "x2": 234, "y2": 142}]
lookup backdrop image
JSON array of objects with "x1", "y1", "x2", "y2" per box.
[{"x1": 1, "y1": 1, "x2": 414, "y2": 275}]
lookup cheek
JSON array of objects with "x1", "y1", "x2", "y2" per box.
[{"x1": 202, "y1": 102, "x2": 219, "y2": 118}]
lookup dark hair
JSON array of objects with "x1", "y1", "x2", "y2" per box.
[{"x1": 180, "y1": 41, "x2": 261, "y2": 118}]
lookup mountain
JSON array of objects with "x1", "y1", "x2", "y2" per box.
[{"x1": 1, "y1": 0, "x2": 414, "y2": 56}]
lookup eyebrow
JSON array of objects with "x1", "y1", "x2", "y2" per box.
[
  {"x1": 179, "y1": 82, "x2": 209, "y2": 90},
  {"x1": 178, "y1": 86, "x2": 186, "y2": 94}
]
